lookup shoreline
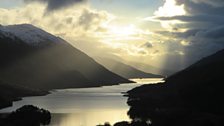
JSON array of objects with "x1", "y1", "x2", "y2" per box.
[{"x1": 0, "y1": 80, "x2": 136, "y2": 111}]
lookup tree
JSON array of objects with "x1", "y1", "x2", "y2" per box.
[{"x1": 3, "y1": 105, "x2": 51, "y2": 126}]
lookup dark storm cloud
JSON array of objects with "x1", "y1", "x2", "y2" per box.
[
  {"x1": 24, "y1": 0, "x2": 86, "y2": 11},
  {"x1": 191, "y1": 0, "x2": 224, "y2": 6},
  {"x1": 158, "y1": 0, "x2": 224, "y2": 40},
  {"x1": 155, "y1": 29, "x2": 200, "y2": 39},
  {"x1": 196, "y1": 25, "x2": 224, "y2": 39},
  {"x1": 156, "y1": 15, "x2": 224, "y2": 25},
  {"x1": 155, "y1": 0, "x2": 224, "y2": 68},
  {"x1": 175, "y1": 0, "x2": 224, "y2": 16},
  {"x1": 156, "y1": 26, "x2": 224, "y2": 39}
]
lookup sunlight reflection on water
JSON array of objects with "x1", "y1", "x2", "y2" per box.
[{"x1": 0, "y1": 78, "x2": 164, "y2": 126}]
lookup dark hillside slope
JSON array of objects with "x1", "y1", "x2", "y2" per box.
[
  {"x1": 0, "y1": 80, "x2": 47, "y2": 109},
  {"x1": 127, "y1": 49, "x2": 224, "y2": 126},
  {"x1": 0, "y1": 24, "x2": 131, "y2": 90}
]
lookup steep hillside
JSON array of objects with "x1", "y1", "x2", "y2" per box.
[
  {"x1": 127, "y1": 49, "x2": 224, "y2": 126},
  {"x1": 0, "y1": 80, "x2": 47, "y2": 109},
  {"x1": 0, "y1": 24, "x2": 131, "y2": 90}
]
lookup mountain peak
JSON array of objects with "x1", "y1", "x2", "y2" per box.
[
  {"x1": 0, "y1": 24, "x2": 131, "y2": 90},
  {"x1": 0, "y1": 24, "x2": 61, "y2": 46}
]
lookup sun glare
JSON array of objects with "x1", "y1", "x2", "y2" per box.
[{"x1": 108, "y1": 24, "x2": 138, "y2": 37}]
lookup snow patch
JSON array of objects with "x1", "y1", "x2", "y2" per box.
[{"x1": 0, "y1": 24, "x2": 61, "y2": 46}]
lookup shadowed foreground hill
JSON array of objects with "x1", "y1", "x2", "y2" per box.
[
  {"x1": 0, "y1": 81, "x2": 48, "y2": 109},
  {"x1": 127, "y1": 49, "x2": 224, "y2": 126},
  {"x1": 95, "y1": 57, "x2": 163, "y2": 79},
  {"x1": 0, "y1": 105, "x2": 51, "y2": 126},
  {"x1": 0, "y1": 24, "x2": 131, "y2": 90}
]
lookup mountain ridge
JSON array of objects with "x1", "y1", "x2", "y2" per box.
[
  {"x1": 127, "y1": 48, "x2": 224, "y2": 126},
  {"x1": 0, "y1": 23, "x2": 132, "y2": 90},
  {"x1": 125, "y1": 61, "x2": 175, "y2": 76},
  {"x1": 0, "y1": 24, "x2": 62, "y2": 46},
  {"x1": 0, "y1": 23, "x2": 133, "y2": 109},
  {"x1": 95, "y1": 57, "x2": 163, "y2": 79}
]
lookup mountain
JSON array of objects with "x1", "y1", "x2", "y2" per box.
[
  {"x1": 124, "y1": 61, "x2": 175, "y2": 76},
  {"x1": 0, "y1": 80, "x2": 47, "y2": 109},
  {"x1": 164, "y1": 48, "x2": 224, "y2": 112},
  {"x1": 0, "y1": 24, "x2": 131, "y2": 90},
  {"x1": 127, "y1": 48, "x2": 224, "y2": 126},
  {"x1": 95, "y1": 57, "x2": 163, "y2": 79}
]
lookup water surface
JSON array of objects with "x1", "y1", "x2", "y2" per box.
[{"x1": 0, "y1": 78, "x2": 163, "y2": 126}]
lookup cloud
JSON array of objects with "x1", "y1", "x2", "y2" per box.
[
  {"x1": 0, "y1": 3, "x2": 113, "y2": 34},
  {"x1": 175, "y1": 0, "x2": 224, "y2": 16},
  {"x1": 3, "y1": 0, "x2": 224, "y2": 71},
  {"x1": 154, "y1": 0, "x2": 185, "y2": 17},
  {"x1": 196, "y1": 25, "x2": 224, "y2": 39},
  {"x1": 191, "y1": 0, "x2": 224, "y2": 7},
  {"x1": 153, "y1": 50, "x2": 159, "y2": 54},
  {"x1": 1, "y1": 1, "x2": 161, "y2": 65},
  {"x1": 24, "y1": 0, "x2": 86, "y2": 11},
  {"x1": 155, "y1": 15, "x2": 224, "y2": 26},
  {"x1": 0, "y1": 3, "x2": 117, "y2": 57},
  {"x1": 78, "y1": 9, "x2": 112, "y2": 31},
  {"x1": 141, "y1": 42, "x2": 153, "y2": 48},
  {"x1": 148, "y1": 0, "x2": 224, "y2": 69},
  {"x1": 153, "y1": 0, "x2": 224, "y2": 30}
]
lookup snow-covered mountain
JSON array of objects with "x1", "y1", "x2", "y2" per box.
[
  {"x1": 0, "y1": 24, "x2": 62, "y2": 46},
  {"x1": 0, "y1": 24, "x2": 131, "y2": 90}
]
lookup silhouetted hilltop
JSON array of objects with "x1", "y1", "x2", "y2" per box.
[
  {"x1": 0, "y1": 105, "x2": 51, "y2": 126},
  {"x1": 0, "y1": 24, "x2": 131, "y2": 90},
  {"x1": 127, "y1": 49, "x2": 224, "y2": 126},
  {"x1": 95, "y1": 57, "x2": 163, "y2": 79}
]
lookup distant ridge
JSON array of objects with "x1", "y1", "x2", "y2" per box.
[
  {"x1": 125, "y1": 61, "x2": 175, "y2": 76},
  {"x1": 95, "y1": 57, "x2": 163, "y2": 79}
]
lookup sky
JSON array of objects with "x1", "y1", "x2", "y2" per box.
[{"x1": 1, "y1": 0, "x2": 224, "y2": 71}]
